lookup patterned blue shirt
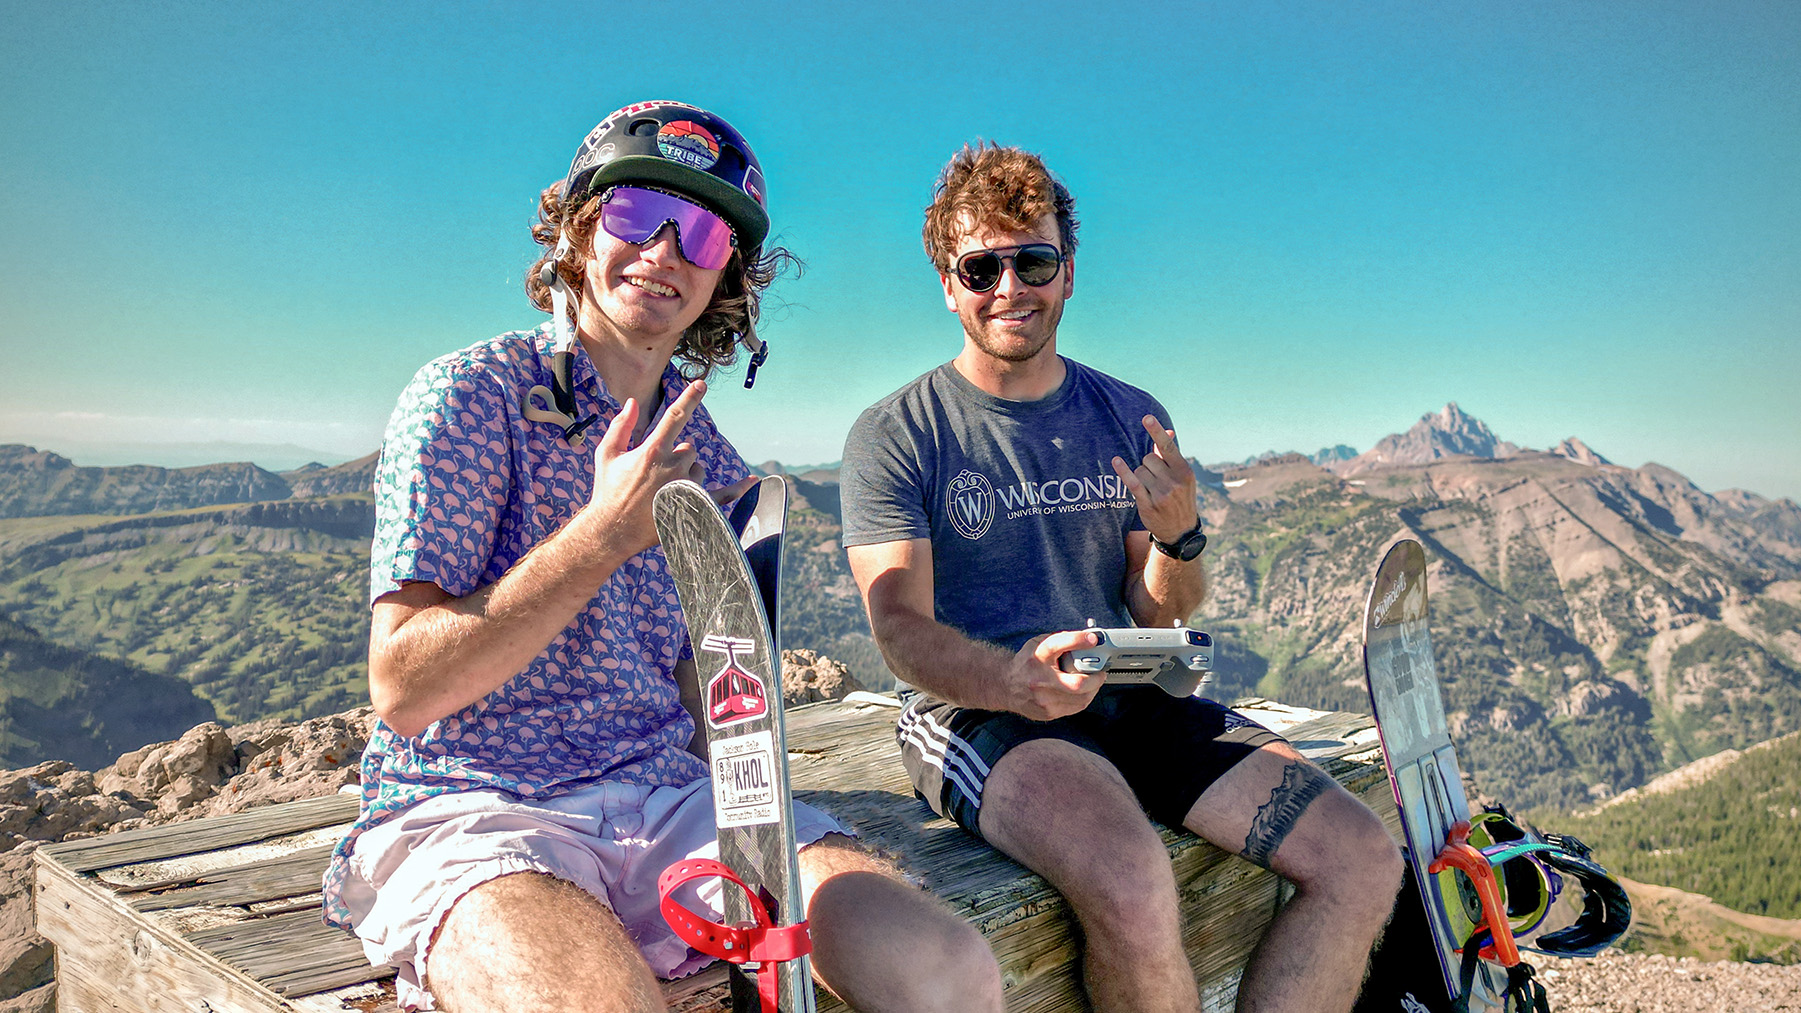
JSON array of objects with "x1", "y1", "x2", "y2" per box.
[{"x1": 323, "y1": 324, "x2": 748, "y2": 928}]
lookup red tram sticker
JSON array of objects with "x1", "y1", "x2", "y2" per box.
[{"x1": 700, "y1": 634, "x2": 768, "y2": 729}]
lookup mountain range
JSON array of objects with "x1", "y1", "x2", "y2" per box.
[{"x1": 1, "y1": 404, "x2": 1798, "y2": 813}]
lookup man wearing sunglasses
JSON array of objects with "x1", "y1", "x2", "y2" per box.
[
  {"x1": 323, "y1": 102, "x2": 1001, "y2": 1013},
  {"x1": 841, "y1": 143, "x2": 1402, "y2": 1013}
]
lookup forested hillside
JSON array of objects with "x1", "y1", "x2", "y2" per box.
[
  {"x1": 0, "y1": 613, "x2": 215, "y2": 769},
  {"x1": 1550, "y1": 732, "x2": 1801, "y2": 924},
  {"x1": 0, "y1": 497, "x2": 373, "y2": 740},
  {"x1": 1196, "y1": 452, "x2": 1801, "y2": 811}
]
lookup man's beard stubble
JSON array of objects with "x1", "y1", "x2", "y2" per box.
[{"x1": 958, "y1": 300, "x2": 1062, "y2": 364}]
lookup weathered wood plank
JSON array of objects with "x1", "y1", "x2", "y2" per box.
[
  {"x1": 776, "y1": 699, "x2": 1395, "y2": 1011},
  {"x1": 43, "y1": 793, "x2": 360, "y2": 873},
  {"x1": 126, "y1": 845, "x2": 336, "y2": 911},
  {"x1": 36, "y1": 857, "x2": 294, "y2": 1012}
]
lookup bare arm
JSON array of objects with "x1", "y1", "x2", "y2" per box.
[
  {"x1": 1113, "y1": 416, "x2": 1207, "y2": 627},
  {"x1": 367, "y1": 384, "x2": 755, "y2": 737},
  {"x1": 847, "y1": 538, "x2": 1104, "y2": 721}
]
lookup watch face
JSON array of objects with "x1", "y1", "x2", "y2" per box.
[{"x1": 1154, "y1": 526, "x2": 1207, "y2": 560}]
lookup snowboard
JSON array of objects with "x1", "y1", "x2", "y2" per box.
[
  {"x1": 1361, "y1": 538, "x2": 1501, "y2": 1007},
  {"x1": 654, "y1": 475, "x2": 814, "y2": 1013}
]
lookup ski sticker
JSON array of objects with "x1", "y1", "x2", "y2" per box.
[
  {"x1": 701, "y1": 634, "x2": 769, "y2": 728},
  {"x1": 711, "y1": 729, "x2": 779, "y2": 828}
]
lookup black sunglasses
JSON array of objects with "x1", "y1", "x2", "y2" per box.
[{"x1": 953, "y1": 243, "x2": 1064, "y2": 293}]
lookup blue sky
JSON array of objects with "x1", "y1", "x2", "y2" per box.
[{"x1": 3, "y1": 1, "x2": 1797, "y2": 500}]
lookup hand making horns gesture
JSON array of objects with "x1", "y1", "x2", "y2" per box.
[{"x1": 1111, "y1": 414, "x2": 1199, "y2": 546}]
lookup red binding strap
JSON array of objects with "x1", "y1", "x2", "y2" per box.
[
  {"x1": 658, "y1": 858, "x2": 812, "y2": 1013},
  {"x1": 1427, "y1": 820, "x2": 1523, "y2": 968}
]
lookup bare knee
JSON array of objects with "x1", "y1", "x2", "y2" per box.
[
  {"x1": 1060, "y1": 821, "x2": 1181, "y2": 936},
  {"x1": 1285, "y1": 799, "x2": 1403, "y2": 914},
  {"x1": 905, "y1": 916, "x2": 1006, "y2": 1013},
  {"x1": 798, "y1": 837, "x2": 1004, "y2": 1012}
]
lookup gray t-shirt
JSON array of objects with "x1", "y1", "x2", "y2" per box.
[{"x1": 840, "y1": 358, "x2": 1169, "y2": 652}]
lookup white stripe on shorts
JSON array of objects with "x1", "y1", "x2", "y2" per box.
[{"x1": 898, "y1": 706, "x2": 990, "y2": 805}]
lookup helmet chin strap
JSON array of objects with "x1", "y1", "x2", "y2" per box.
[
  {"x1": 521, "y1": 232, "x2": 601, "y2": 448},
  {"x1": 741, "y1": 317, "x2": 768, "y2": 389}
]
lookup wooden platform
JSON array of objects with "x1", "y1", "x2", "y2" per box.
[{"x1": 35, "y1": 697, "x2": 1395, "y2": 1012}]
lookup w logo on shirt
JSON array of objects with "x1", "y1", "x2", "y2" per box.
[{"x1": 946, "y1": 469, "x2": 995, "y2": 540}]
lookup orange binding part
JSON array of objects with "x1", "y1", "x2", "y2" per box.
[
  {"x1": 659, "y1": 858, "x2": 812, "y2": 1013},
  {"x1": 1427, "y1": 820, "x2": 1522, "y2": 967}
]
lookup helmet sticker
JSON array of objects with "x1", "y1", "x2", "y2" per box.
[
  {"x1": 743, "y1": 165, "x2": 766, "y2": 208},
  {"x1": 569, "y1": 101, "x2": 711, "y2": 181},
  {"x1": 657, "y1": 120, "x2": 721, "y2": 170}
]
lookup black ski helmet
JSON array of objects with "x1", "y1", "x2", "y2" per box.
[{"x1": 562, "y1": 101, "x2": 770, "y2": 255}]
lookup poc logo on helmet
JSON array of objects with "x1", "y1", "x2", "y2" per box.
[{"x1": 946, "y1": 469, "x2": 995, "y2": 540}]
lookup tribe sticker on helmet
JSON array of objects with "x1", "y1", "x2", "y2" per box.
[
  {"x1": 657, "y1": 120, "x2": 721, "y2": 170},
  {"x1": 701, "y1": 634, "x2": 768, "y2": 728}
]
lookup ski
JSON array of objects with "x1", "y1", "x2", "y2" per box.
[{"x1": 654, "y1": 475, "x2": 814, "y2": 1013}]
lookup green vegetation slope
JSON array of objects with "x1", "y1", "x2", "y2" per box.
[{"x1": 1549, "y1": 732, "x2": 1801, "y2": 924}]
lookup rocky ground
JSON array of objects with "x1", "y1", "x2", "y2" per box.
[
  {"x1": 3, "y1": 648, "x2": 1797, "y2": 1012},
  {"x1": 1545, "y1": 949, "x2": 1801, "y2": 1011}
]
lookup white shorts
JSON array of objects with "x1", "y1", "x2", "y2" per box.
[{"x1": 334, "y1": 778, "x2": 846, "y2": 1011}]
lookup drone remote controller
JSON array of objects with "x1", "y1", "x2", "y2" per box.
[{"x1": 1061, "y1": 624, "x2": 1215, "y2": 698}]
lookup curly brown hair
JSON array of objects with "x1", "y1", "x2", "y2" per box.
[
  {"x1": 922, "y1": 142, "x2": 1079, "y2": 274},
  {"x1": 525, "y1": 183, "x2": 798, "y2": 380}
]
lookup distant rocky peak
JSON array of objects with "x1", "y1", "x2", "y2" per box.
[
  {"x1": 0, "y1": 444, "x2": 74, "y2": 471},
  {"x1": 1420, "y1": 401, "x2": 1514, "y2": 456},
  {"x1": 1311, "y1": 444, "x2": 1358, "y2": 465},
  {"x1": 1552, "y1": 436, "x2": 1612, "y2": 467},
  {"x1": 1335, "y1": 402, "x2": 1520, "y2": 474}
]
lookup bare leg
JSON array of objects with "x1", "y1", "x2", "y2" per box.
[
  {"x1": 426, "y1": 870, "x2": 665, "y2": 1013},
  {"x1": 978, "y1": 739, "x2": 1201, "y2": 1013},
  {"x1": 799, "y1": 833, "x2": 1004, "y2": 1013},
  {"x1": 1183, "y1": 742, "x2": 1404, "y2": 1013}
]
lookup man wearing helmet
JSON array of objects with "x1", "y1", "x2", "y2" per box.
[
  {"x1": 840, "y1": 143, "x2": 1404, "y2": 1013},
  {"x1": 323, "y1": 103, "x2": 1002, "y2": 1013}
]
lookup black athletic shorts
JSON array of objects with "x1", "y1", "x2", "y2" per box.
[{"x1": 894, "y1": 685, "x2": 1284, "y2": 835}]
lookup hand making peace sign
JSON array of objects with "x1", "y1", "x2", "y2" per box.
[{"x1": 589, "y1": 381, "x2": 757, "y2": 556}]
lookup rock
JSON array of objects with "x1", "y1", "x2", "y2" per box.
[
  {"x1": 0, "y1": 761, "x2": 148, "y2": 854},
  {"x1": 100, "y1": 722, "x2": 233, "y2": 805},
  {"x1": 1541, "y1": 949, "x2": 1801, "y2": 1011},
  {"x1": 0, "y1": 847, "x2": 51, "y2": 1000},
  {"x1": 0, "y1": 982, "x2": 53, "y2": 1013},
  {"x1": 781, "y1": 649, "x2": 866, "y2": 705},
  {"x1": 1559, "y1": 679, "x2": 1647, "y2": 719}
]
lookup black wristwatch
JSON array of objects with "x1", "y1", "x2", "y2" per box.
[{"x1": 1151, "y1": 521, "x2": 1208, "y2": 561}]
